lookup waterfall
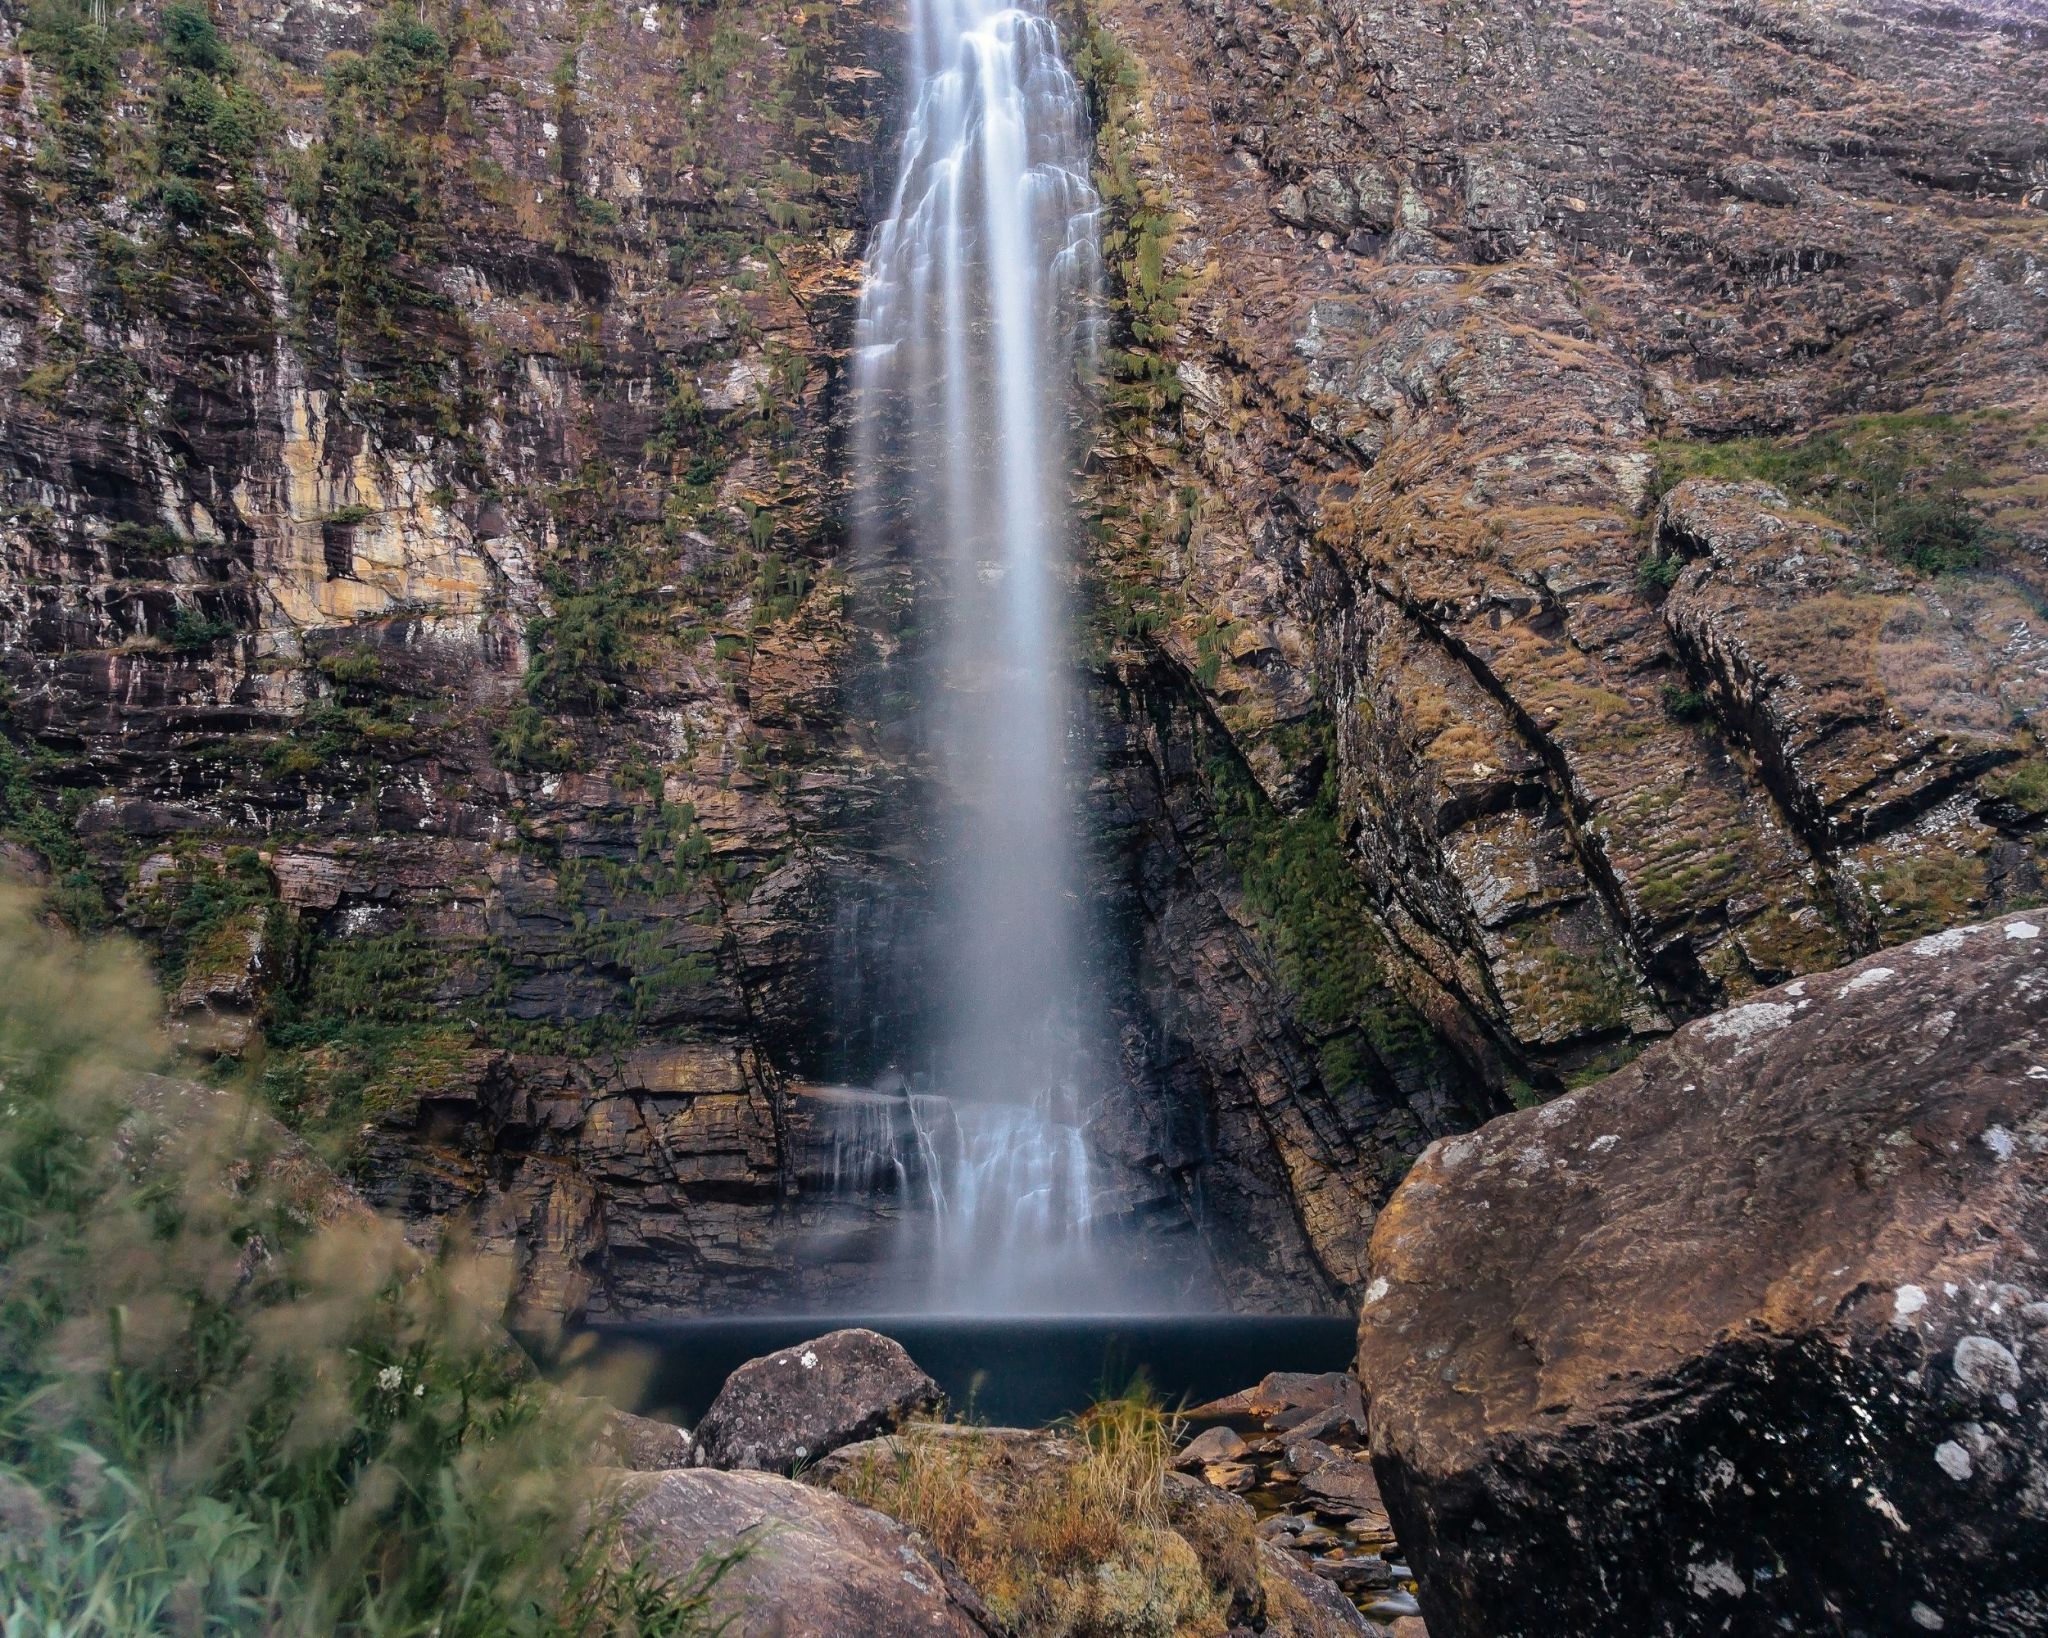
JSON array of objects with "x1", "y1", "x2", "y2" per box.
[{"x1": 845, "y1": 0, "x2": 1108, "y2": 1310}]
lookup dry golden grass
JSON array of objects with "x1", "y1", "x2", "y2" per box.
[{"x1": 829, "y1": 1390, "x2": 1226, "y2": 1638}]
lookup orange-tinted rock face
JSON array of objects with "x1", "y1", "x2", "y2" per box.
[{"x1": 1354, "y1": 912, "x2": 2048, "y2": 1636}]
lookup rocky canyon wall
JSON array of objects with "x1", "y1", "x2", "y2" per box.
[
  {"x1": 1074, "y1": 0, "x2": 2047, "y2": 1119},
  {"x1": 0, "y1": 0, "x2": 1393, "y2": 1319},
  {"x1": 0, "y1": 0, "x2": 2042, "y2": 1321}
]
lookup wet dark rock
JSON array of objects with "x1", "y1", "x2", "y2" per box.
[
  {"x1": 1358, "y1": 913, "x2": 2048, "y2": 1637},
  {"x1": 693, "y1": 1328, "x2": 941, "y2": 1473},
  {"x1": 1313, "y1": 1555, "x2": 1396, "y2": 1593},
  {"x1": 1186, "y1": 1372, "x2": 1413, "y2": 1626},
  {"x1": 613, "y1": 1467, "x2": 992, "y2": 1636}
]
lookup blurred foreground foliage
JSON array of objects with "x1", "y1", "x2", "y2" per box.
[{"x1": 0, "y1": 886, "x2": 732, "y2": 1635}]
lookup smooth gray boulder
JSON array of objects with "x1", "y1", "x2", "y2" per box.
[
  {"x1": 693, "y1": 1327, "x2": 941, "y2": 1472},
  {"x1": 615, "y1": 1467, "x2": 991, "y2": 1636}
]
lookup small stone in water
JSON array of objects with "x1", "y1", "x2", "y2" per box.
[
  {"x1": 1311, "y1": 1555, "x2": 1395, "y2": 1591},
  {"x1": 1281, "y1": 1437, "x2": 1344, "y2": 1476},
  {"x1": 1202, "y1": 1460, "x2": 1257, "y2": 1492},
  {"x1": 1176, "y1": 1425, "x2": 1248, "y2": 1470}
]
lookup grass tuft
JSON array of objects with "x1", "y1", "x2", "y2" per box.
[{"x1": 829, "y1": 1384, "x2": 1223, "y2": 1637}]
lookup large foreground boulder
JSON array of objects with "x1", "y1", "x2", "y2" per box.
[
  {"x1": 1357, "y1": 913, "x2": 2048, "y2": 1637},
  {"x1": 615, "y1": 1467, "x2": 992, "y2": 1635},
  {"x1": 694, "y1": 1327, "x2": 942, "y2": 1471}
]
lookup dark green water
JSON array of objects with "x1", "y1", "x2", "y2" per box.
[{"x1": 560, "y1": 1314, "x2": 1354, "y2": 1428}]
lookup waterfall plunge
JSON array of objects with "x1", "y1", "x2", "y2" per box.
[{"x1": 843, "y1": 0, "x2": 1113, "y2": 1311}]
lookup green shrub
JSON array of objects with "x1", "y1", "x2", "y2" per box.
[
  {"x1": 151, "y1": 0, "x2": 272, "y2": 264},
  {"x1": 163, "y1": 606, "x2": 237, "y2": 653},
  {"x1": 1660, "y1": 683, "x2": 1711, "y2": 722},
  {"x1": 525, "y1": 587, "x2": 632, "y2": 712},
  {"x1": 18, "y1": 0, "x2": 129, "y2": 196},
  {"x1": 127, "y1": 847, "x2": 275, "y2": 983},
  {"x1": 288, "y1": 14, "x2": 454, "y2": 355},
  {"x1": 0, "y1": 724, "x2": 107, "y2": 930},
  {"x1": 1073, "y1": 25, "x2": 1185, "y2": 427},
  {"x1": 493, "y1": 702, "x2": 576, "y2": 773},
  {"x1": 1876, "y1": 491, "x2": 1985, "y2": 577},
  {"x1": 1635, "y1": 551, "x2": 1681, "y2": 595},
  {"x1": 1651, "y1": 415, "x2": 2002, "y2": 577}
]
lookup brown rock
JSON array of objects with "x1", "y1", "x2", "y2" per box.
[
  {"x1": 1187, "y1": 1370, "x2": 1364, "y2": 1428},
  {"x1": 693, "y1": 1328, "x2": 941, "y2": 1473},
  {"x1": 1080, "y1": 0, "x2": 2048, "y2": 1311},
  {"x1": 1657, "y1": 478, "x2": 2044, "y2": 847},
  {"x1": 1357, "y1": 912, "x2": 2048, "y2": 1637},
  {"x1": 1255, "y1": 1539, "x2": 1382, "y2": 1636},
  {"x1": 1298, "y1": 1460, "x2": 1389, "y2": 1529},
  {"x1": 613, "y1": 1468, "x2": 991, "y2": 1636},
  {"x1": 1176, "y1": 1424, "x2": 1249, "y2": 1469},
  {"x1": 1163, "y1": 1469, "x2": 1266, "y2": 1627}
]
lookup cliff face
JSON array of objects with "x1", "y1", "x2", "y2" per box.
[
  {"x1": 1078, "y1": 0, "x2": 2047, "y2": 1080},
  {"x1": 0, "y1": 0, "x2": 1377, "y2": 1318},
  {"x1": 0, "y1": 0, "x2": 2042, "y2": 1321}
]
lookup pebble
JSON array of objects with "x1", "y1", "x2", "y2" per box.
[
  {"x1": 1176, "y1": 1425, "x2": 1249, "y2": 1469},
  {"x1": 1201, "y1": 1460, "x2": 1257, "y2": 1492}
]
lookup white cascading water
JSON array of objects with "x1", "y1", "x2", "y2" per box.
[{"x1": 843, "y1": 0, "x2": 1108, "y2": 1310}]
